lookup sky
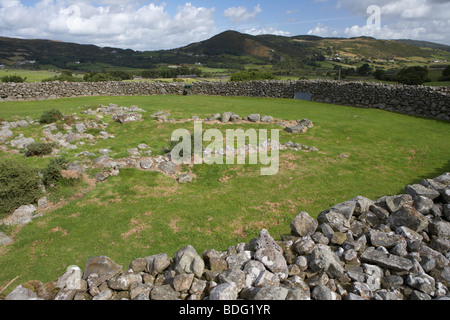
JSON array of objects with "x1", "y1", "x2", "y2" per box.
[{"x1": 0, "y1": 0, "x2": 449, "y2": 51}]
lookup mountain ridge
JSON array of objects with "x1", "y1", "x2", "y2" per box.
[{"x1": 1, "y1": 30, "x2": 449, "y2": 71}]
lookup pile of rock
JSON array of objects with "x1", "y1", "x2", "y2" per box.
[
  {"x1": 4, "y1": 172, "x2": 449, "y2": 300},
  {"x1": 86, "y1": 145, "x2": 192, "y2": 183},
  {"x1": 284, "y1": 119, "x2": 314, "y2": 134},
  {"x1": 204, "y1": 112, "x2": 275, "y2": 124},
  {"x1": 81, "y1": 103, "x2": 145, "y2": 124}
]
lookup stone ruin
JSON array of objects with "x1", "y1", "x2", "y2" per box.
[{"x1": 2, "y1": 172, "x2": 449, "y2": 300}]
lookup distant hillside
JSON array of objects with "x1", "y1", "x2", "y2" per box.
[
  {"x1": 0, "y1": 37, "x2": 154, "y2": 69},
  {"x1": 394, "y1": 39, "x2": 450, "y2": 52},
  {"x1": 1, "y1": 31, "x2": 449, "y2": 72}
]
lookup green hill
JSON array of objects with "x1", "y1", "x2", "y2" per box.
[{"x1": 1, "y1": 31, "x2": 449, "y2": 75}]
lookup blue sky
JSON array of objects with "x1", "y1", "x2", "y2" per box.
[{"x1": 1, "y1": 1, "x2": 449, "y2": 50}]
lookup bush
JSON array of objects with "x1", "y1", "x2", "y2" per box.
[
  {"x1": 41, "y1": 157, "x2": 68, "y2": 187},
  {"x1": 230, "y1": 69, "x2": 277, "y2": 82},
  {"x1": 439, "y1": 65, "x2": 450, "y2": 81},
  {"x1": 1, "y1": 75, "x2": 27, "y2": 83},
  {"x1": 42, "y1": 74, "x2": 83, "y2": 82},
  {"x1": 24, "y1": 142, "x2": 56, "y2": 157},
  {"x1": 396, "y1": 66, "x2": 429, "y2": 85},
  {"x1": 0, "y1": 158, "x2": 43, "y2": 218},
  {"x1": 40, "y1": 109, "x2": 63, "y2": 124}
]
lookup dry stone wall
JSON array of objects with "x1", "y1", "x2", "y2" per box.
[{"x1": 0, "y1": 80, "x2": 449, "y2": 121}]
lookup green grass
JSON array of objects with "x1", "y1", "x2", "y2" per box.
[{"x1": 0, "y1": 95, "x2": 449, "y2": 294}]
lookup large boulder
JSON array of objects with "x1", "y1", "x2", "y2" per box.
[
  {"x1": 144, "y1": 253, "x2": 171, "y2": 275},
  {"x1": 290, "y1": 211, "x2": 318, "y2": 237},
  {"x1": 247, "y1": 114, "x2": 261, "y2": 122},
  {"x1": 284, "y1": 123, "x2": 307, "y2": 134},
  {"x1": 5, "y1": 205, "x2": 37, "y2": 226},
  {"x1": 82, "y1": 256, "x2": 123, "y2": 284},
  {"x1": 174, "y1": 245, "x2": 205, "y2": 278},
  {"x1": 386, "y1": 205, "x2": 428, "y2": 233}
]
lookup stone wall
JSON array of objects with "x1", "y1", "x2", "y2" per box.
[
  {"x1": 0, "y1": 80, "x2": 449, "y2": 120},
  {"x1": 3, "y1": 172, "x2": 450, "y2": 300}
]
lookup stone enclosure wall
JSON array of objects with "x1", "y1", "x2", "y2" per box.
[
  {"x1": 3, "y1": 173, "x2": 450, "y2": 300},
  {"x1": 0, "y1": 80, "x2": 449, "y2": 121}
]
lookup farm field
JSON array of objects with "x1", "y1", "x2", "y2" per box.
[{"x1": 0, "y1": 95, "x2": 449, "y2": 294}]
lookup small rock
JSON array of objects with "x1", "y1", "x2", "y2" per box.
[
  {"x1": 140, "y1": 159, "x2": 154, "y2": 170},
  {"x1": 177, "y1": 173, "x2": 193, "y2": 184},
  {"x1": 159, "y1": 162, "x2": 177, "y2": 175}
]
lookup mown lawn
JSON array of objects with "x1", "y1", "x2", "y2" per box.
[{"x1": 0, "y1": 95, "x2": 449, "y2": 294}]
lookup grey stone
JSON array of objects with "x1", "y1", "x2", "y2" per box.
[
  {"x1": 127, "y1": 148, "x2": 139, "y2": 156},
  {"x1": 7, "y1": 204, "x2": 37, "y2": 226},
  {"x1": 351, "y1": 196, "x2": 374, "y2": 215},
  {"x1": 6, "y1": 285, "x2": 38, "y2": 300},
  {"x1": 150, "y1": 284, "x2": 180, "y2": 300},
  {"x1": 254, "y1": 245, "x2": 289, "y2": 281},
  {"x1": 159, "y1": 161, "x2": 177, "y2": 175},
  {"x1": 243, "y1": 260, "x2": 266, "y2": 288},
  {"x1": 83, "y1": 256, "x2": 123, "y2": 283},
  {"x1": 370, "y1": 204, "x2": 390, "y2": 220},
  {"x1": 0, "y1": 128, "x2": 13, "y2": 138},
  {"x1": 290, "y1": 211, "x2": 318, "y2": 237},
  {"x1": 247, "y1": 285, "x2": 289, "y2": 300},
  {"x1": 11, "y1": 136, "x2": 34, "y2": 149},
  {"x1": 284, "y1": 123, "x2": 307, "y2": 134},
  {"x1": 108, "y1": 271, "x2": 142, "y2": 291},
  {"x1": 219, "y1": 268, "x2": 246, "y2": 291},
  {"x1": 226, "y1": 251, "x2": 252, "y2": 270},
  {"x1": 16, "y1": 120, "x2": 29, "y2": 127},
  {"x1": 177, "y1": 173, "x2": 193, "y2": 184},
  {"x1": 385, "y1": 194, "x2": 413, "y2": 213},
  {"x1": 387, "y1": 205, "x2": 428, "y2": 233},
  {"x1": 247, "y1": 114, "x2": 261, "y2": 122},
  {"x1": 405, "y1": 184, "x2": 440, "y2": 200},
  {"x1": 330, "y1": 200, "x2": 356, "y2": 220},
  {"x1": 294, "y1": 236, "x2": 316, "y2": 255},
  {"x1": 429, "y1": 220, "x2": 450, "y2": 238},
  {"x1": 75, "y1": 123, "x2": 86, "y2": 133},
  {"x1": 360, "y1": 247, "x2": 414, "y2": 272},
  {"x1": 56, "y1": 266, "x2": 85, "y2": 290},
  {"x1": 113, "y1": 112, "x2": 143, "y2": 123},
  {"x1": 174, "y1": 245, "x2": 205, "y2": 278},
  {"x1": 221, "y1": 112, "x2": 234, "y2": 123},
  {"x1": 95, "y1": 172, "x2": 108, "y2": 182},
  {"x1": 0, "y1": 231, "x2": 13, "y2": 245},
  {"x1": 37, "y1": 197, "x2": 48, "y2": 209},
  {"x1": 369, "y1": 229, "x2": 396, "y2": 248},
  {"x1": 311, "y1": 285, "x2": 337, "y2": 300},
  {"x1": 406, "y1": 273, "x2": 436, "y2": 296},
  {"x1": 253, "y1": 229, "x2": 282, "y2": 253},
  {"x1": 209, "y1": 282, "x2": 239, "y2": 300},
  {"x1": 144, "y1": 253, "x2": 171, "y2": 275},
  {"x1": 308, "y1": 244, "x2": 344, "y2": 278},
  {"x1": 317, "y1": 210, "x2": 350, "y2": 233},
  {"x1": 261, "y1": 115, "x2": 274, "y2": 123},
  {"x1": 98, "y1": 148, "x2": 111, "y2": 155},
  {"x1": 172, "y1": 273, "x2": 195, "y2": 292},
  {"x1": 140, "y1": 159, "x2": 153, "y2": 170}
]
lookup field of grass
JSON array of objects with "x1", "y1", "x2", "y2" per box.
[{"x1": 0, "y1": 95, "x2": 449, "y2": 294}]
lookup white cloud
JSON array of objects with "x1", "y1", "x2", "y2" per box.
[
  {"x1": 223, "y1": 3, "x2": 262, "y2": 24},
  {"x1": 245, "y1": 27, "x2": 291, "y2": 36},
  {"x1": 307, "y1": 23, "x2": 338, "y2": 37},
  {"x1": 0, "y1": 1, "x2": 217, "y2": 50},
  {"x1": 336, "y1": 0, "x2": 450, "y2": 44}
]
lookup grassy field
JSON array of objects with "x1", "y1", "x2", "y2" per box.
[{"x1": 0, "y1": 95, "x2": 449, "y2": 294}]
